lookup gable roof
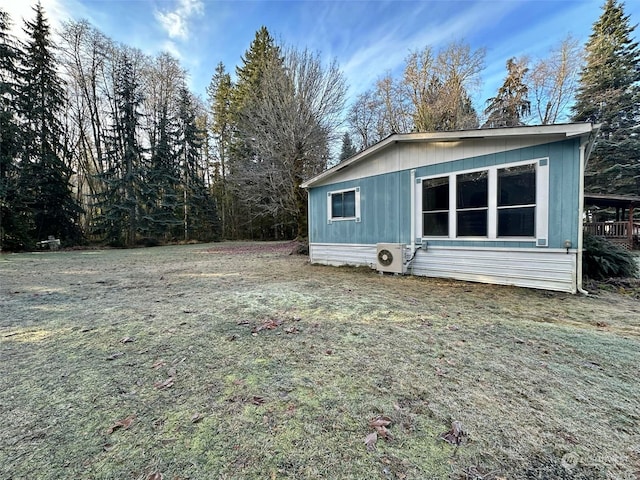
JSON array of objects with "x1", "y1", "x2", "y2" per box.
[{"x1": 301, "y1": 123, "x2": 599, "y2": 189}]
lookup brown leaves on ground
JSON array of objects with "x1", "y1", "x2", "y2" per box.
[
  {"x1": 252, "y1": 318, "x2": 283, "y2": 333},
  {"x1": 146, "y1": 472, "x2": 163, "y2": 480},
  {"x1": 154, "y1": 377, "x2": 174, "y2": 390},
  {"x1": 364, "y1": 431, "x2": 378, "y2": 451},
  {"x1": 364, "y1": 416, "x2": 393, "y2": 450},
  {"x1": 440, "y1": 420, "x2": 466, "y2": 446},
  {"x1": 106, "y1": 415, "x2": 135, "y2": 434}
]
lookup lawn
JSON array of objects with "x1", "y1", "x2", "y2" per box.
[{"x1": 1, "y1": 242, "x2": 639, "y2": 480}]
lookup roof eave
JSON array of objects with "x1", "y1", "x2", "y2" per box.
[{"x1": 301, "y1": 123, "x2": 598, "y2": 189}]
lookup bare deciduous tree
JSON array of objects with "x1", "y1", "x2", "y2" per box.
[
  {"x1": 529, "y1": 35, "x2": 582, "y2": 124},
  {"x1": 237, "y1": 46, "x2": 347, "y2": 238},
  {"x1": 404, "y1": 41, "x2": 484, "y2": 131}
]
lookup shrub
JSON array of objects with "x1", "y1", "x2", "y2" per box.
[{"x1": 582, "y1": 232, "x2": 638, "y2": 279}]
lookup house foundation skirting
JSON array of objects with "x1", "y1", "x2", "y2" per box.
[{"x1": 309, "y1": 243, "x2": 577, "y2": 293}]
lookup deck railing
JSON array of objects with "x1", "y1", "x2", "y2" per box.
[{"x1": 584, "y1": 221, "x2": 640, "y2": 249}]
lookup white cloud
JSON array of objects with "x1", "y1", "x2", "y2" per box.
[
  {"x1": 3, "y1": 0, "x2": 81, "y2": 40},
  {"x1": 154, "y1": 0, "x2": 204, "y2": 41}
]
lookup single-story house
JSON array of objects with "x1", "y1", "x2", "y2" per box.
[{"x1": 301, "y1": 123, "x2": 600, "y2": 293}]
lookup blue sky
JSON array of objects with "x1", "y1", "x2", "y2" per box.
[{"x1": 5, "y1": 0, "x2": 640, "y2": 116}]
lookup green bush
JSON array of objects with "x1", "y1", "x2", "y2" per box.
[{"x1": 582, "y1": 232, "x2": 638, "y2": 279}]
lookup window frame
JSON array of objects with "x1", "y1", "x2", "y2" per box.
[
  {"x1": 327, "y1": 187, "x2": 361, "y2": 223},
  {"x1": 422, "y1": 176, "x2": 450, "y2": 237},
  {"x1": 416, "y1": 158, "x2": 548, "y2": 243}
]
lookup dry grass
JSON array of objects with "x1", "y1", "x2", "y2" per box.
[{"x1": 1, "y1": 242, "x2": 639, "y2": 480}]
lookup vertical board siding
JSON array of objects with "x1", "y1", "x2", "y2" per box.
[{"x1": 309, "y1": 139, "x2": 580, "y2": 250}]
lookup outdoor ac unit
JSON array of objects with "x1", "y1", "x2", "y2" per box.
[{"x1": 376, "y1": 243, "x2": 406, "y2": 274}]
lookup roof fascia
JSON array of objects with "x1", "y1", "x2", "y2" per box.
[{"x1": 301, "y1": 123, "x2": 597, "y2": 189}]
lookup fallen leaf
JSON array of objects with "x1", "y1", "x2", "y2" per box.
[
  {"x1": 375, "y1": 424, "x2": 393, "y2": 440},
  {"x1": 167, "y1": 367, "x2": 177, "y2": 377},
  {"x1": 102, "y1": 443, "x2": 114, "y2": 451},
  {"x1": 251, "y1": 396, "x2": 266, "y2": 405},
  {"x1": 106, "y1": 352, "x2": 124, "y2": 361},
  {"x1": 440, "y1": 420, "x2": 466, "y2": 446},
  {"x1": 106, "y1": 415, "x2": 135, "y2": 434},
  {"x1": 121, "y1": 336, "x2": 135, "y2": 344},
  {"x1": 147, "y1": 472, "x2": 163, "y2": 480},
  {"x1": 435, "y1": 366, "x2": 446, "y2": 377},
  {"x1": 364, "y1": 431, "x2": 377, "y2": 451},
  {"x1": 191, "y1": 412, "x2": 203, "y2": 423},
  {"x1": 369, "y1": 417, "x2": 392, "y2": 428},
  {"x1": 152, "y1": 360, "x2": 166, "y2": 369},
  {"x1": 154, "y1": 377, "x2": 174, "y2": 390},
  {"x1": 252, "y1": 318, "x2": 283, "y2": 333},
  {"x1": 284, "y1": 326, "x2": 299, "y2": 334}
]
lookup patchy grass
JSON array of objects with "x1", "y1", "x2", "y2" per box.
[{"x1": 1, "y1": 242, "x2": 639, "y2": 480}]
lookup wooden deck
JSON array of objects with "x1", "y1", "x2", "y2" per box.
[{"x1": 584, "y1": 221, "x2": 640, "y2": 250}]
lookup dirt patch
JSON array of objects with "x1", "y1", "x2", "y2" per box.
[{"x1": 1, "y1": 242, "x2": 639, "y2": 479}]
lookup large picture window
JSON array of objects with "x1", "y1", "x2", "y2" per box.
[
  {"x1": 457, "y1": 171, "x2": 488, "y2": 237},
  {"x1": 497, "y1": 164, "x2": 536, "y2": 237},
  {"x1": 422, "y1": 177, "x2": 449, "y2": 236},
  {"x1": 419, "y1": 159, "x2": 545, "y2": 241}
]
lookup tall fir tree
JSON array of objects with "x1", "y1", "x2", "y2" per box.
[
  {"x1": 483, "y1": 57, "x2": 531, "y2": 128},
  {"x1": 339, "y1": 132, "x2": 357, "y2": 161},
  {"x1": 572, "y1": 0, "x2": 640, "y2": 195},
  {"x1": 95, "y1": 50, "x2": 144, "y2": 246},
  {"x1": 177, "y1": 86, "x2": 219, "y2": 241},
  {"x1": 18, "y1": 3, "x2": 83, "y2": 247},
  {"x1": 207, "y1": 62, "x2": 233, "y2": 238},
  {"x1": 143, "y1": 103, "x2": 181, "y2": 240},
  {"x1": 0, "y1": 8, "x2": 24, "y2": 250},
  {"x1": 229, "y1": 27, "x2": 283, "y2": 239}
]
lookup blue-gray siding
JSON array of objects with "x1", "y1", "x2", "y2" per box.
[{"x1": 309, "y1": 139, "x2": 579, "y2": 249}]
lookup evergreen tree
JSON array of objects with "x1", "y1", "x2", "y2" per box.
[
  {"x1": 234, "y1": 26, "x2": 281, "y2": 112},
  {"x1": 483, "y1": 57, "x2": 531, "y2": 128},
  {"x1": 95, "y1": 50, "x2": 144, "y2": 246},
  {"x1": 339, "y1": 132, "x2": 357, "y2": 161},
  {"x1": 143, "y1": 103, "x2": 181, "y2": 240},
  {"x1": 207, "y1": 62, "x2": 233, "y2": 238},
  {"x1": 572, "y1": 0, "x2": 640, "y2": 195},
  {"x1": 177, "y1": 86, "x2": 219, "y2": 241},
  {"x1": 229, "y1": 27, "x2": 283, "y2": 239},
  {"x1": 0, "y1": 9, "x2": 24, "y2": 250},
  {"x1": 18, "y1": 3, "x2": 82, "y2": 246}
]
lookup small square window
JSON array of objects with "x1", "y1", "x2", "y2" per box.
[{"x1": 329, "y1": 189, "x2": 358, "y2": 220}]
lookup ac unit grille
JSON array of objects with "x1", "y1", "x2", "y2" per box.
[{"x1": 376, "y1": 243, "x2": 405, "y2": 274}]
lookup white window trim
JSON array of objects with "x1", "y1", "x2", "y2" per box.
[
  {"x1": 327, "y1": 187, "x2": 361, "y2": 223},
  {"x1": 416, "y1": 158, "x2": 549, "y2": 244}
]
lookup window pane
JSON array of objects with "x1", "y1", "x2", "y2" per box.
[
  {"x1": 457, "y1": 171, "x2": 488, "y2": 209},
  {"x1": 423, "y1": 177, "x2": 449, "y2": 211},
  {"x1": 423, "y1": 212, "x2": 448, "y2": 236},
  {"x1": 498, "y1": 164, "x2": 535, "y2": 206},
  {"x1": 457, "y1": 210, "x2": 487, "y2": 236},
  {"x1": 343, "y1": 191, "x2": 356, "y2": 217},
  {"x1": 498, "y1": 207, "x2": 535, "y2": 237},
  {"x1": 331, "y1": 193, "x2": 343, "y2": 218}
]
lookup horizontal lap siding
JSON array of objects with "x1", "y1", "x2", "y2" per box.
[
  {"x1": 410, "y1": 247, "x2": 576, "y2": 293},
  {"x1": 309, "y1": 244, "x2": 577, "y2": 293}
]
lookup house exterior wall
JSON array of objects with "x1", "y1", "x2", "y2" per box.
[{"x1": 307, "y1": 138, "x2": 583, "y2": 293}]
